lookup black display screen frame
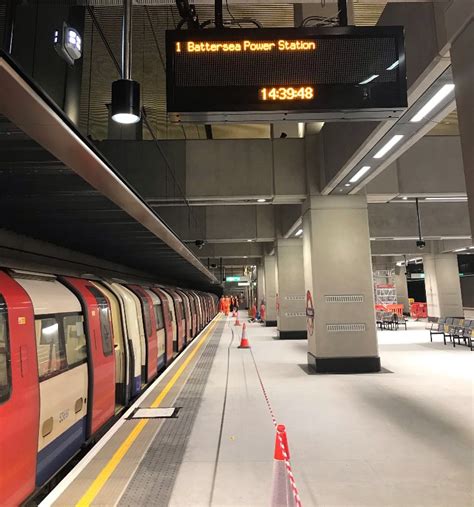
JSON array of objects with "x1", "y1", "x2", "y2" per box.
[{"x1": 166, "y1": 26, "x2": 407, "y2": 121}]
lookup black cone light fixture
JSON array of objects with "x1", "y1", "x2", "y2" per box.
[{"x1": 112, "y1": 0, "x2": 140, "y2": 124}]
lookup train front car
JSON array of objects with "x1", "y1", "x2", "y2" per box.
[
  {"x1": 18, "y1": 273, "x2": 90, "y2": 488},
  {"x1": 0, "y1": 270, "x2": 39, "y2": 506}
]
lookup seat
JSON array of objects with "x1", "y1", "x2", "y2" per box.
[{"x1": 430, "y1": 317, "x2": 446, "y2": 343}]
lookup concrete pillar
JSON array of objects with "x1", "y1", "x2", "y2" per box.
[
  {"x1": 423, "y1": 253, "x2": 463, "y2": 318},
  {"x1": 263, "y1": 255, "x2": 277, "y2": 326},
  {"x1": 275, "y1": 239, "x2": 306, "y2": 339},
  {"x1": 257, "y1": 261, "x2": 265, "y2": 307},
  {"x1": 394, "y1": 266, "x2": 410, "y2": 314},
  {"x1": 451, "y1": 20, "x2": 474, "y2": 237},
  {"x1": 302, "y1": 196, "x2": 380, "y2": 373}
]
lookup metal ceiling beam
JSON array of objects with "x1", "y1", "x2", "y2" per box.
[{"x1": 0, "y1": 52, "x2": 218, "y2": 284}]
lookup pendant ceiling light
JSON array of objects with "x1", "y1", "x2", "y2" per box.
[{"x1": 112, "y1": 0, "x2": 140, "y2": 124}]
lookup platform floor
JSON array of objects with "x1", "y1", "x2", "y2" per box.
[{"x1": 44, "y1": 315, "x2": 473, "y2": 507}]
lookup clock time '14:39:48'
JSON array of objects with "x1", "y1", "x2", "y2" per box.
[{"x1": 259, "y1": 86, "x2": 315, "y2": 101}]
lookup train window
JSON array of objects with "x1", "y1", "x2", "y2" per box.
[
  {"x1": 86, "y1": 286, "x2": 113, "y2": 357},
  {"x1": 179, "y1": 302, "x2": 185, "y2": 319},
  {"x1": 137, "y1": 295, "x2": 153, "y2": 338},
  {"x1": 99, "y1": 306, "x2": 113, "y2": 356},
  {"x1": 154, "y1": 305, "x2": 164, "y2": 331},
  {"x1": 0, "y1": 296, "x2": 11, "y2": 403},
  {"x1": 63, "y1": 315, "x2": 87, "y2": 367},
  {"x1": 35, "y1": 317, "x2": 65, "y2": 380}
]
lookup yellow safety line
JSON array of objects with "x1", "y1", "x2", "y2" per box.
[{"x1": 75, "y1": 315, "x2": 222, "y2": 507}]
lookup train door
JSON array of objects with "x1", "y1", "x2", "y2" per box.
[
  {"x1": 145, "y1": 289, "x2": 166, "y2": 371},
  {"x1": 0, "y1": 271, "x2": 39, "y2": 506},
  {"x1": 108, "y1": 283, "x2": 142, "y2": 397},
  {"x1": 158, "y1": 288, "x2": 178, "y2": 355},
  {"x1": 170, "y1": 290, "x2": 185, "y2": 352},
  {"x1": 13, "y1": 274, "x2": 88, "y2": 487},
  {"x1": 92, "y1": 282, "x2": 128, "y2": 410},
  {"x1": 151, "y1": 288, "x2": 174, "y2": 363},
  {"x1": 184, "y1": 290, "x2": 197, "y2": 339},
  {"x1": 190, "y1": 292, "x2": 198, "y2": 338},
  {"x1": 61, "y1": 278, "x2": 115, "y2": 437},
  {"x1": 192, "y1": 291, "x2": 203, "y2": 331},
  {"x1": 176, "y1": 289, "x2": 191, "y2": 344},
  {"x1": 128, "y1": 285, "x2": 158, "y2": 383}
]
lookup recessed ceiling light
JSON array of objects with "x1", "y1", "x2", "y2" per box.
[
  {"x1": 349, "y1": 166, "x2": 371, "y2": 183},
  {"x1": 344, "y1": 183, "x2": 351, "y2": 187},
  {"x1": 257, "y1": 198, "x2": 266, "y2": 203},
  {"x1": 425, "y1": 197, "x2": 467, "y2": 201},
  {"x1": 410, "y1": 84, "x2": 455, "y2": 123},
  {"x1": 402, "y1": 196, "x2": 408, "y2": 200},
  {"x1": 373, "y1": 135, "x2": 404, "y2": 159},
  {"x1": 295, "y1": 229, "x2": 303, "y2": 237},
  {"x1": 359, "y1": 74, "x2": 379, "y2": 85},
  {"x1": 247, "y1": 239, "x2": 253, "y2": 242},
  {"x1": 386, "y1": 60, "x2": 399, "y2": 71}
]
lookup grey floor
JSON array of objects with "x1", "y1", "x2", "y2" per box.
[{"x1": 169, "y1": 317, "x2": 473, "y2": 507}]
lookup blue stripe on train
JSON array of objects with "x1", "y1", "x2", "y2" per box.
[{"x1": 36, "y1": 418, "x2": 86, "y2": 487}]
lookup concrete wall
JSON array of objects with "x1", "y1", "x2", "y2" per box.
[
  {"x1": 368, "y1": 202, "x2": 470, "y2": 238},
  {"x1": 186, "y1": 139, "x2": 307, "y2": 201},
  {"x1": 397, "y1": 137, "x2": 465, "y2": 195}
]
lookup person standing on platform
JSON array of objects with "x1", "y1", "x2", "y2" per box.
[
  {"x1": 219, "y1": 296, "x2": 225, "y2": 313},
  {"x1": 260, "y1": 301, "x2": 266, "y2": 324}
]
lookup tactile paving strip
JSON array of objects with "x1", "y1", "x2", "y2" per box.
[{"x1": 118, "y1": 321, "x2": 225, "y2": 506}]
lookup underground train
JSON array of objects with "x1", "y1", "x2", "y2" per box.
[{"x1": 0, "y1": 268, "x2": 218, "y2": 506}]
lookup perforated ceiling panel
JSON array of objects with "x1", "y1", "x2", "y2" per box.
[{"x1": 79, "y1": 4, "x2": 294, "y2": 140}]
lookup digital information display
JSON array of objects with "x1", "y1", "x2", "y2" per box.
[{"x1": 166, "y1": 27, "x2": 407, "y2": 122}]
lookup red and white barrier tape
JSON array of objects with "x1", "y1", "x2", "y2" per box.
[{"x1": 249, "y1": 348, "x2": 302, "y2": 507}]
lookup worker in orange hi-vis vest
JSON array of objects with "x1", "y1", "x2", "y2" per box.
[
  {"x1": 250, "y1": 302, "x2": 257, "y2": 321},
  {"x1": 224, "y1": 296, "x2": 230, "y2": 316},
  {"x1": 260, "y1": 301, "x2": 266, "y2": 323},
  {"x1": 219, "y1": 296, "x2": 225, "y2": 313}
]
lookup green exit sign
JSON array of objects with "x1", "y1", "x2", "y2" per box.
[{"x1": 226, "y1": 276, "x2": 241, "y2": 282}]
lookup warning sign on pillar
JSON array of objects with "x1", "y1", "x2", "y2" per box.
[{"x1": 306, "y1": 290, "x2": 314, "y2": 336}]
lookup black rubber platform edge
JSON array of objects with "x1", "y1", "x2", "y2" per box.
[
  {"x1": 278, "y1": 331, "x2": 307, "y2": 339},
  {"x1": 307, "y1": 352, "x2": 381, "y2": 373}
]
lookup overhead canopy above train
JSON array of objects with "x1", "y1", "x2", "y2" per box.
[{"x1": 0, "y1": 51, "x2": 218, "y2": 289}]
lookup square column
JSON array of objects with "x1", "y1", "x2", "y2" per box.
[
  {"x1": 424, "y1": 253, "x2": 463, "y2": 318},
  {"x1": 257, "y1": 261, "x2": 265, "y2": 308},
  {"x1": 263, "y1": 255, "x2": 277, "y2": 326},
  {"x1": 394, "y1": 267, "x2": 410, "y2": 314},
  {"x1": 275, "y1": 239, "x2": 306, "y2": 339},
  {"x1": 451, "y1": 19, "x2": 474, "y2": 237},
  {"x1": 302, "y1": 196, "x2": 380, "y2": 373}
]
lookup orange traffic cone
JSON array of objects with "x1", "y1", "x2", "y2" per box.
[
  {"x1": 234, "y1": 312, "x2": 241, "y2": 327},
  {"x1": 238, "y1": 323, "x2": 250, "y2": 348},
  {"x1": 271, "y1": 424, "x2": 296, "y2": 506}
]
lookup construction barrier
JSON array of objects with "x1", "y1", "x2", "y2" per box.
[
  {"x1": 410, "y1": 302, "x2": 427, "y2": 320},
  {"x1": 375, "y1": 304, "x2": 404, "y2": 316}
]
